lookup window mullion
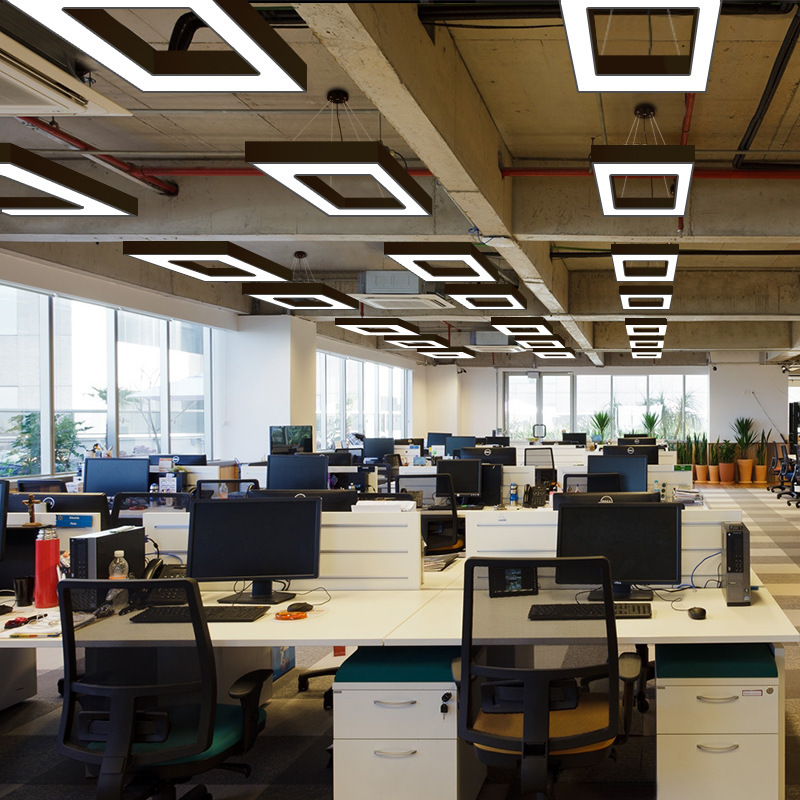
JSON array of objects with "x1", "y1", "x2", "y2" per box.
[{"x1": 39, "y1": 294, "x2": 54, "y2": 475}]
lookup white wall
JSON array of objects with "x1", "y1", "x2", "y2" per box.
[
  {"x1": 459, "y1": 367, "x2": 501, "y2": 435},
  {"x1": 424, "y1": 364, "x2": 460, "y2": 434}
]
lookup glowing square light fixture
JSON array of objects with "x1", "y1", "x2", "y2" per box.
[
  {"x1": 384, "y1": 334, "x2": 450, "y2": 349},
  {"x1": 417, "y1": 348, "x2": 476, "y2": 359},
  {"x1": 632, "y1": 351, "x2": 663, "y2": 359},
  {"x1": 334, "y1": 317, "x2": 420, "y2": 336},
  {"x1": 246, "y1": 141, "x2": 432, "y2": 217},
  {"x1": 612, "y1": 243, "x2": 678, "y2": 281},
  {"x1": 515, "y1": 335, "x2": 567, "y2": 350},
  {"x1": 7, "y1": 0, "x2": 307, "y2": 93},
  {"x1": 534, "y1": 348, "x2": 577, "y2": 359},
  {"x1": 446, "y1": 284, "x2": 526, "y2": 311},
  {"x1": 491, "y1": 316, "x2": 552, "y2": 336},
  {"x1": 625, "y1": 317, "x2": 668, "y2": 337},
  {"x1": 383, "y1": 242, "x2": 498, "y2": 283},
  {"x1": 0, "y1": 143, "x2": 137, "y2": 216},
  {"x1": 561, "y1": 1, "x2": 721, "y2": 92},
  {"x1": 123, "y1": 241, "x2": 291, "y2": 282},
  {"x1": 245, "y1": 283, "x2": 358, "y2": 311},
  {"x1": 630, "y1": 337, "x2": 665, "y2": 349},
  {"x1": 591, "y1": 145, "x2": 694, "y2": 215},
  {"x1": 620, "y1": 285, "x2": 673, "y2": 310}
]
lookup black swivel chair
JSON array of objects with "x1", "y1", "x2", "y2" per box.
[
  {"x1": 766, "y1": 441, "x2": 781, "y2": 491},
  {"x1": 57, "y1": 578, "x2": 270, "y2": 800},
  {"x1": 775, "y1": 445, "x2": 797, "y2": 500},
  {"x1": 17, "y1": 478, "x2": 68, "y2": 493},
  {"x1": 195, "y1": 479, "x2": 259, "y2": 499}
]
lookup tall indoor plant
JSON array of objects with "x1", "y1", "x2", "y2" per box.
[
  {"x1": 731, "y1": 416, "x2": 758, "y2": 484},
  {"x1": 708, "y1": 438, "x2": 720, "y2": 484},
  {"x1": 590, "y1": 410, "x2": 611, "y2": 443},
  {"x1": 718, "y1": 439, "x2": 737, "y2": 484},
  {"x1": 754, "y1": 428, "x2": 772, "y2": 484},
  {"x1": 694, "y1": 433, "x2": 708, "y2": 483},
  {"x1": 642, "y1": 411, "x2": 661, "y2": 439}
]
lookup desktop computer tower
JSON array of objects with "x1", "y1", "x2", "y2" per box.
[
  {"x1": 480, "y1": 463, "x2": 503, "y2": 506},
  {"x1": 722, "y1": 522, "x2": 751, "y2": 606},
  {"x1": 70, "y1": 526, "x2": 146, "y2": 580}
]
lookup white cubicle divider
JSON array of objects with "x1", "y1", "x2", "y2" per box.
[
  {"x1": 239, "y1": 464, "x2": 267, "y2": 486},
  {"x1": 143, "y1": 511, "x2": 191, "y2": 562},
  {"x1": 465, "y1": 506, "x2": 741, "y2": 587},
  {"x1": 7, "y1": 511, "x2": 103, "y2": 548}
]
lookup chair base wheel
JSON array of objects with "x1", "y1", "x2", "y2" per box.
[
  {"x1": 637, "y1": 698, "x2": 650, "y2": 713},
  {"x1": 323, "y1": 687, "x2": 333, "y2": 711},
  {"x1": 298, "y1": 676, "x2": 309, "y2": 692}
]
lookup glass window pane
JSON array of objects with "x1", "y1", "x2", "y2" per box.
[
  {"x1": 392, "y1": 367, "x2": 405, "y2": 438},
  {"x1": 0, "y1": 286, "x2": 41, "y2": 476},
  {"x1": 506, "y1": 374, "x2": 537, "y2": 439},
  {"x1": 648, "y1": 374, "x2": 684, "y2": 440},
  {"x1": 117, "y1": 310, "x2": 163, "y2": 457},
  {"x1": 325, "y1": 355, "x2": 343, "y2": 450},
  {"x1": 169, "y1": 320, "x2": 205, "y2": 454},
  {"x1": 541, "y1": 375, "x2": 571, "y2": 438},
  {"x1": 53, "y1": 298, "x2": 109, "y2": 473},
  {"x1": 685, "y1": 374, "x2": 709, "y2": 438},
  {"x1": 316, "y1": 352, "x2": 325, "y2": 450},
  {"x1": 576, "y1": 374, "x2": 611, "y2": 436},
  {"x1": 613, "y1": 375, "x2": 647, "y2": 438},
  {"x1": 363, "y1": 362, "x2": 377, "y2": 437},
  {"x1": 345, "y1": 359, "x2": 361, "y2": 440},
  {"x1": 378, "y1": 365, "x2": 392, "y2": 437}
]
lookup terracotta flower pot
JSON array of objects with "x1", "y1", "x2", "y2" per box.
[
  {"x1": 695, "y1": 464, "x2": 709, "y2": 483},
  {"x1": 754, "y1": 464, "x2": 768, "y2": 484},
  {"x1": 718, "y1": 462, "x2": 736, "y2": 484},
  {"x1": 737, "y1": 458, "x2": 754, "y2": 484},
  {"x1": 708, "y1": 465, "x2": 720, "y2": 483}
]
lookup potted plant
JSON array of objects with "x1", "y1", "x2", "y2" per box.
[
  {"x1": 731, "y1": 416, "x2": 758, "y2": 484},
  {"x1": 589, "y1": 410, "x2": 611, "y2": 443},
  {"x1": 694, "y1": 433, "x2": 708, "y2": 483},
  {"x1": 642, "y1": 411, "x2": 661, "y2": 439},
  {"x1": 718, "y1": 439, "x2": 737, "y2": 484},
  {"x1": 708, "y1": 438, "x2": 720, "y2": 483},
  {"x1": 754, "y1": 428, "x2": 772, "y2": 484}
]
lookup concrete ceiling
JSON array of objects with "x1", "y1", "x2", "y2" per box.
[{"x1": 1, "y1": 1, "x2": 800, "y2": 368}]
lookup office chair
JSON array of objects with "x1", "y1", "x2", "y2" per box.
[
  {"x1": 110, "y1": 492, "x2": 193, "y2": 526},
  {"x1": 17, "y1": 478, "x2": 68, "y2": 493},
  {"x1": 766, "y1": 441, "x2": 781, "y2": 491},
  {"x1": 57, "y1": 577, "x2": 270, "y2": 800},
  {"x1": 775, "y1": 445, "x2": 797, "y2": 500},
  {"x1": 524, "y1": 447, "x2": 555, "y2": 468},
  {"x1": 195, "y1": 479, "x2": 259, "y2": 499},
  {"x1": 459, "y1": 556, "x2": 640, "y2": 798},
  {"x1": 381, "y1": 452, "x2": 402, "y2": 492}
]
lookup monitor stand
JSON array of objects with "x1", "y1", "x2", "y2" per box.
[
  {"x1": 217, "y1": 579, "x2": 295, "y2": 605},
  {"x1": 587, "y1": 583, "x2": 653, "y2": 602}
]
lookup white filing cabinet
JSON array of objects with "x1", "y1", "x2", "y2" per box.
[
  {"x1": 332, "y1": 647, "x2": 485, "y2": 800},
  {"x1": 656, "y1": 643, "x2": 780, "y2": 799}
]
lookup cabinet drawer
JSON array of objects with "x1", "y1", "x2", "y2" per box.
[
  {"x1": 334, "y1": 739, "x2": 458, "y2": 800},
  {"x1": 334, "y1": 688, "x2": 455, "y2": 739},
  {"x1": 657, "y1": 734, "x2": 778, "y2": 798},
  {"x1": 657, "y1": 683, "x2": 778, "y2": 734}
]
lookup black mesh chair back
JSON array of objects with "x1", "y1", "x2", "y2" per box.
[
  {"x1": 195, "y1": 479, "x2": 259, "y2": 499},
  {"x1": 17, "y1": 479, "x2": 68, "y2": 493}
]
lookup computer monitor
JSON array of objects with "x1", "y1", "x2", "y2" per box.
[
  {"x1": 427, "y1": 432, "x2": 452, "y2": 448},
  {"x1": 286, "y1": 425, "x2": 313, "y2": 452},
  {"x1": 461, "y1": 446, "x2": 517, "y2": 466},
  {"x1": 445, "y1": 436, "x2": 476, "y2": 457},
  {"x1": 362, "y1": 437, "x2": 395, "y2": 463},
  {"x1": 561, "y1": 432, "x2": 587, "y2": 446},
  {"x1": 436, "y1": 458, "x2": 482, "y2": 501},
  {"x1": 187, "y1": 497, "x2": 321, "y2": 604},
  {"x1": 148, "y1": 453, "x2": 207, "y2": 467},
  {"x1": 7, "y1": 492, "x2": 112, "y2": 530},
  {"x1": 0, "y1": 480, "x2": 8, "y2": 562},
  {"x1": 551, "y1": 491, "x2": 660, "y2": 510},
  {"x1": 556, "y1": 502, "x2": 682, "y2": 600},
  {"x1": 395, "y1": 438, "x2": 424, "y2": 447},
  {"x1": 617, "y1": 437, "x2": 656, "y2": 446},
  {"x1": 562, "y1": 473, "x2": 621, "y2": 493},
  {"x1": 601, "y1": 444, "x2": 660, "y2": 465},
  {"x1": 83, "y1": 458, "x2": 150, "y2": 497},
  {"x1": 477, "y1": 436, "x2": 510, "y2": 447},
  {"x1": 266, "y1": 454, "x2": 328, "y2": 490},
  {"x1": 588, "y1": 454, "x2": 648, "y2": 491},
  {"x1": 249, "y1": 488, "x2": 357, "y2": 512}
]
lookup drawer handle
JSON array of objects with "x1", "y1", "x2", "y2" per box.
[
  {"x1": 374, "y1": 749, "x2": 418, "y2": 758},
  {"x1": 696, "y1": 744, "x2": 740, "y2": 753},
  {"x1": 373, "y1": 700, "x2": 418, "y2": 707},
  {"x1": 696, "y1": 695, "x2": 739, "y2": 703}
]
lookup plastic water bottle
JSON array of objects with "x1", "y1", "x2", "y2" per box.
[
  {"x1": 149, "y1": 482, "x2": 159, "y2": 507},
  {"x1": 107, "y1": 550, "x2": 130, "y2": 607},
  {"x1": 218, "y1": 482, "x2": 229, "y2": 499},
  {"x1": 509, "y1": 482, "x2": 518, "y2": 507}
]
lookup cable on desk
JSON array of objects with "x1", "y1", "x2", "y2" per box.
[
  {"x1": 291, "y1": 586, "x2": 332, "y2": 606},
  {"x1": 690, "y1": 550, "x2": 722, "y2": 589},
  {"x1": 146, "y1": 537, "x2": 160, "y2": 558}
]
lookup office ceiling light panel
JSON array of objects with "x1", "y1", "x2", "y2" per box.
[
  {"x1": 591, "y1": 145, "x2": 694, "y2": 215},
  {"x1": 123, "y1": 241, "x2": 291, "y2": 282},
  {"x1": 619, "y1": 285, "x2": 673, "y2": 310},
  {"x1": 561, "y1": 1, "x2": 720, "y2": 92},
  {"x1": 446, "y1": 284, "x2": 526, "y2": 311},
  {"x1": 625, "y1": 317, "x2": 668, "y2": 337},
  {"x1": 246, "y1": 141, "x2": 432, "y2": 217},
  {"x1": 630, "y1": 337, "x2": 665, "y2": 349},
  {"x1": 245, "y1": 283, "x2": 358, "y2": 311},
  {"x1": 515, "y1": 335, "x2": 567, "y2": 350},
  {"x1": 417, "y1": 348, "x2": 476, "y2": 360},
  {"x1": 632, "y1": 351, "x2": 663, "y2": 359},
  {"x1": 7, "y1": 0, "x2": 307, "y2": 93},
  {"x1": 611, "y1": 243, "x2": 679, "y2": 281},
  {"x1": 491, "y1": 317, "x2": 552, "y2": 337},
  {"x1": 534, "y1": 348, "x2": 577, "y2": 359},
  {"x1": 384, "y1": 334, "x2": 450, "y2": 349},
  {"x1": 0, "y1": 143, "x2": 137, "y2": 216},
  {"x1": 334, "y1": 317, "x2": 420, "y2": 336},
  {"x1": 383, "y1": 242, "x2": 499, "y2": 283}
]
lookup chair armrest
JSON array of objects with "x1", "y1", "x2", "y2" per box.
[
  {"x1": 229, "y1": 669, "x2": 273, "y2": 751},
  {"x1": 618, "y1": 652, "x2": 642, "y2": 683}
]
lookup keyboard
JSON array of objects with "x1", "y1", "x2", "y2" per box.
[
  {"x1": 130, "y1": 605, "x2": 270, "y2": 623},
  {"x1": 528, "y1": 602, "x2": 652, "y2": 621}
]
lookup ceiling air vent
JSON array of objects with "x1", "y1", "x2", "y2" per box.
[
  {"x1": 354, "y1": 294, "x2": 454, "y2": 311},
  {"x1": 468, "y1": 330, "x2": 524, "y2": 353}
]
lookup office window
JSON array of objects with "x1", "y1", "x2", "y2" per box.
[
  {"x1": 363, "y1": 361, "x2": 377, "y2": 438},
  {"x1": 648, "y1": 375, "x2": 684, "y2": 439},
  {"x1": 541, "y1": 374, "x2": 571, "y2": 438},
  {"x1": 506, "y1": 373, "x2": 537, "y2": 439},
  {"x1": 326, "y1": 354, "x2": 344, "y2": 448},
  {"x1": 613, "y1": 375, "x2": 648, "y2": 437},
  {"x1": 346, "y1": 358, "x2": 362, "y2": 438},
  {"x1": 684, "y1": 374, "x2": 710, "y2": 437},
  {"x1": 576, "y1": 374, "x2": 611, "y2": 434},
  {"x1": 315, "y1": 352, "x2": 325, "y2": 450},
  {"x1": 168, "y1": 320, "x2": 206, "y2": 454}
]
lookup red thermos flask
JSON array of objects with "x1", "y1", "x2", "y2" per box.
[{"x1": 34, "y1": 527, "x2": 60, "y2": 608}]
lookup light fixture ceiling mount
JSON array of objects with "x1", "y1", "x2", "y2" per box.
[{"x1": 384, "y1": 243, "x2": 499, "y2": 283}]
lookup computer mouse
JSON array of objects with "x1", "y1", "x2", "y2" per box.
[
  {"x1": 287, "y1": 602, "x2": 313, "y2": 613},
  {"x1": 688, "y1": 606, "x2": 707, "y2": 620},
  {"x1": 0, "y1": 604, "x2": 12, "y2": 616}
]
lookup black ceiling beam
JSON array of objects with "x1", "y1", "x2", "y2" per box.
[{"x1": 553, "y1": 249, "x2": 800, "y2": 258}]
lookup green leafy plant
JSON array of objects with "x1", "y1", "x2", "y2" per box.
[
  {"x1": 642, "y1": 411, "x2": 661, "y2": 438},
  {"x1": 731, "y1": 416, "x2": 758, "y2": 459},
  {"x1": 4, "y1": 412, "x2": 90, "y2": 475},
  {"x1": 756, "y1": 429, "x2": 772, "y2": 466},
  {"x1": 718, "y1": 439, "x2": 737, "y2": 464},
  {"x1": 589, "y1": 410, "x2": 611, "y2": 440},
  {"x1": 676, "y1": 436, "x2": 694, "y2": 464},
  {"x1": 693, "y1": 433, "x2": 708, "y2": 466},
  {"x1": 708, "y1": 438, "x2": 719, "y2": 466}
]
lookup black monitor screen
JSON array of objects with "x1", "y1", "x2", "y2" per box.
[
  {"x1": 395, "y1": 438, "x2": 424, "y2": 447},
  {"x1": 188, "y1": 497, "x2": 320, "y2": 604},
  {"x1": 8, "y1": 492, "x2": 112, "y2": 530},
  {"x1": 83, "y1": 458, "x2": 150, "y2": 496},
  {"x1": 427, "y1": 432, "x2": 452, "y2": 447},
  {"x1": 562, "y1": 432, "x2": 587, "y2": 445},
  {"x1": 618, "y1": 437, "x2": 656, "y2": 446},
  {"x1": 601, "y1": 445, "x2": 660, "y2": 465},
  {"x1": 563, "y1": 473, "x2": 621, "y2": 493},
  {"x1": 286, "y1": 425, "x2": 313, "y2": 452},
  {"x1": 556, "y1": 502, "x2": 682, "y2": 598},
  {"x1": 445, "y1": 436, "x2": 476, "y2": 456},
  {"x1": 266, "y1": 454, "x2": 328, "y2": 490},
  {"x1": 479, "y1": 436, "x2": 510, "y2": 447},
  {"x1": 362, "y1": 438, "x2": 395, "y2": 462},
  {"x1": 270, "y1": 425, "x2": 287, "y2": 446},
  {"x1": 148, "y1": 453, "x2": 207, "y2": 466},
  {"x1": 436, "y1": 459, "x2": 482, "y2": 498},
  {"x1": 588, "y1": 455, "x2": 648, "y2": 491},
  {"x1": 0, "y1": 480, "x2": 8, "y2": 561},
  {"x1": 249, "y1": 489, "x2": 356, "y2": 512},
  {"x1": 551, "y1": 491, "x2": 660, "y2": 511},
  {"x1": 461, "y1": 446, "x2": 517, "y2": 466}
]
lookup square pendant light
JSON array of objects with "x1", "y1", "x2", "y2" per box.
[
  {"x1": 246, "y1": 141, "x2": 432, "y2": 217},
  {"x1": 383, "y1": 243, "x2": 498, "y2": 283},
  {"x1": 533, "y1": 349, "x2": 577, "y2": 359},
  {"x1": 625, "y1": 317, "x2": 668, "y2": 337},
  {"x1": 0, "y1": 143, "x2": 137, "y2": 216},
  {"x1": 515, "y1": 335, "x2": 567, "y2": 350},
  {"x1": 245, "y1": 283, "x2": 358, "y2": 311},
  {"x1": 591, "y1": 145, "x2": 694, "y2": 215},
  {"x1": 491, "y1": 316, "x2": 553, "y2": 337},
  {"x1": 612, "y1": 243, "x2": 678, "y2": 281},
  {"x1": 620, "y1": 285, "x2": 673, "y2": 310},
  {"x1": 446, "y1": 284, "x2": 526, "y2": 311},
  {"x1": 334, "y1": 318, "x2": 420, "y2": 336},
  {"x1": 384, "y1": 334, "x2": 450, "y2": 349},
  {"x1": 7, "y1": 0, "x2": 307, "y2": 93},
  {"x1": 630, "y1": 337, "x2": 665, "y2": 349},
  {"x1": 632, "y1": 351, "x2": 663, "y2": 359},
  {"x1": 561, "y1": 1, "x2": 721, "y2": 92},
  {"x1": 417, "y1": 348, "x2": 476, "y2": 360},
  {"x1": 124, "y1": 241, "x2": 291, "y2": 282}
]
